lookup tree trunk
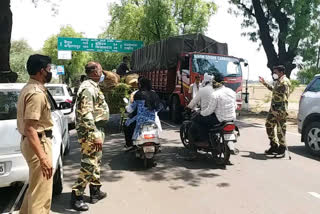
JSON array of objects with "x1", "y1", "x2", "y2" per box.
[
  {"x1": 0, "y1": 0, "x2": 17, "y2": 83},
  {"x1": 251, "y1": 0, "x2": 294, "y2": 78}
]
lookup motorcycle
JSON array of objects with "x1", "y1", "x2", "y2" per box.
[
  {"x1": 180, "y1": 110, "x2": 240, "y2": 165},
  {"x1": 123, "y1": 98, "x2": 161, "y2": 168}
]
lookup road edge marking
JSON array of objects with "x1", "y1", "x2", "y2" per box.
[{"x1": 308, "y1": 192, "x2": 320, "y2": 199}]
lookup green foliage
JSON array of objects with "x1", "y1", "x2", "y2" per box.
[
  {"x1": 105, "y1": 0, "x2": 217, "y2": 45},
  {"x1": 93, "y1": 0, "x2": 216, "y2": 69},
  {"x1": 103, "y1": 83, "x2": 132, "y2": 114},
  {"x1": 229, "y1": 0, "x2": 320, "y2": 77},
  {"x1": 297, "y1": 66, "x2": 320, "y2": 84},
  {"x1": 42, "y1": 25, "x2": 90, "y2": 86},
  {"x1": 10, "y1": 40, "x2": 34, "y2": 83},
  {"x1": 174, "y1": 0, "x2": 217, "y2": 34},
  {"x1": 90, "y1": 52, "x2": 125, "y2": 71},
  {"x1": 290, "y1": 79, "x2": 300, "y2": 93}
]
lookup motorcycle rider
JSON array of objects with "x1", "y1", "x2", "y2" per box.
[
  {"x1": 187, "y1": 73, "x2": 214, "y2": 110},
  {"x1": 124, "y1": 77, "x2": 162, "y2": 147},
  {"x1": 188, "y1": 74, "x2": 201, "y2": 99},
  {"x1": 187, "y1": 71, "x2": 237, "y2": 152}
]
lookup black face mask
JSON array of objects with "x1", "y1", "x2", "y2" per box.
[{"x1": 44, "y1": 70, "x2": 52, "y2": 83}]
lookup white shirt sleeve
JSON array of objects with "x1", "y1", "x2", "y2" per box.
[
  {"x1": 187, "y1": 89, "x2": 201, "y2": 109},
  {"x1": 188, "y1": 84, "x2": 193, "y2": 94},
  {"x1": 125, "y1": 101, "x2": 136, "y2": 113},
  {"x1": 200, "y1": 93, "x2": 217, "y2": 116}
]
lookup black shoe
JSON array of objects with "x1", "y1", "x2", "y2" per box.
[
  {"x1": 265, "y1": 143, "x2": 278, "y2": 155},
  {"x1": 276, "y1": 145, "x2": 286, "y2": 155},
  {"x1": 71, "y1": 191, "x2": 89, "y2": 211},
  {"x1": 89, "y1": 185, "x2": 107, "y2": 204}
]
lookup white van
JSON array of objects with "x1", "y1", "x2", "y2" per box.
[{"x1": 0, "y1": 83, "x2": 71, "y2": 195}]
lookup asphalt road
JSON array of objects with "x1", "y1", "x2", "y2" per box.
[{"x1": 1, "y1": 118, "x2": 320, "y2": 214}]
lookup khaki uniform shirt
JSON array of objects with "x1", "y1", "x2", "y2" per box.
[{"x1": 17, "y1": 79, "x2": 53, "y2": 137}]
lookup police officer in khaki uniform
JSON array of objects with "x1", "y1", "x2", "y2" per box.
[
  {"x1": 71, "y1": 62, "x2": 109, "y2": 211},
  {"x1": 17, "y1": 54, "x2": 54, "y2": 214}
]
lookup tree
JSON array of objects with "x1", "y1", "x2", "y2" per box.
[
  {"x1": 106, "y1": 0, "x2": 217, "y2": 44},
  {"x1": 10, "y1": 39, "x2": 34, "y2": 83},
  {"x1": 0, "y1": 0, "x2": 14, "y2": 82},
  {"x1": 229, "y1": 0, "x2": 320, "y2": 78},
  {"x1": 174, "y1": 0, "x2": 217, "y2": 34},
  {"x1": 297, "y1": 66, "x2": 319, "y2": 84},
  {"x1": 0, "y1": 0, "x2": 58, "y2": 82},
  {"x1": 42, "y1": 26, "x2": 89, "y2": 85},
  {"x1": 98, "y1": 0, "x2": 216, "y2": 69}
]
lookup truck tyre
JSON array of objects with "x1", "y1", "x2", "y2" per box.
[{"x1": 170, "y1": 96, "x2": 182, "y2": 124}]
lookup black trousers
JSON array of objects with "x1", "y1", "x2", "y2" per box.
[
  {"x1": 123, "y1": 121, "x2": 136, "y2": 147},
  {"x1": 189, "y1": 113, "x2": 220, "y2": 144}
]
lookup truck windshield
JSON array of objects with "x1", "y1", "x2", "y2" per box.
[
  {"x1": 192, "y1": 54, "x2": 242, "y2": 77},
  {"x1": 0, "y1": 90, "x2": 19, "y2": 120}
]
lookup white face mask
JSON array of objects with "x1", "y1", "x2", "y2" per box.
[
  {"x1": 99, "y1": 73, "x2": 105, "y2": 83},
  {"x1": 272, "y1": 73, "x2": 279, "y2": 80}
]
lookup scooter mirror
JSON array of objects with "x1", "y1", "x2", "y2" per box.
[{"x1": 123, "y1": 98, "x2": 129, "y2": 104}]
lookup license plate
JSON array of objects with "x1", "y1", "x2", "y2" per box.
[
  {"x1": 0, "y1": 163, "x2": 5, "y2": 175},
  {"x1": 224, "y1": 134, "x2": 236, "y2": 141},
  {"x1": 143, "y1": 146, "x2": 155, "y2": 153}
]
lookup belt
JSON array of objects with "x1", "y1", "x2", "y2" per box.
[{"x1": 38, "y1": 130, "x2": 53, "y2": 139}]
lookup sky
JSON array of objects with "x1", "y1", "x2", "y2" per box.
[{"x1": 11, "y1": 0, "x2": 295, "y2": 81}]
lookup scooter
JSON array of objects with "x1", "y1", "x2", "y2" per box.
[
  {"x1": 123, "y1": 98, "x2": 161, "y2": 168},
  {"x1": 180, "y1": 110, "x2": 240, "y2": 165}
]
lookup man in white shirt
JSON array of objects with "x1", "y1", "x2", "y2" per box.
[
  {"x1": 188, "y1": 72, "x2": 237, "y2": 146},
  {"x1": 188, "y1": 75, "x2": 201, "y2": 99},
  {"x1": 187, "y1": 73, "x2": 214, "y2": 110}
]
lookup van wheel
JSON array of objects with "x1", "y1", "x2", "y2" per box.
[
  {"x1": 53, "y1": 155, "x2": 64, "y2": 195},
  {"x1": 170, "y1": 96, "x2": 182, "y2": 124},
  {"x1": 304, "y1": 122, "x2": 320, "y2": 156}
]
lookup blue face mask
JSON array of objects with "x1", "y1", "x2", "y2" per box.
[{"x1": 99, "y1": 73, "x2": 105, "y2": 83}]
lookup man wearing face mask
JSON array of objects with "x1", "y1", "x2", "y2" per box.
[
  {"x1": 259, "y1": 65, "x2": 291, "y2": 156},
  {"x1": 71, "y1": 61, "x2": 109, "y2": 211},
  {"x1": 17, "y1": 54, "x2": 54, "y2": 213}
]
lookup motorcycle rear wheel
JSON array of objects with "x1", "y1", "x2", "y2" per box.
[
  {"x1": 212, "y1": 140, "x2": 231, "y2": 165},
  {"x1": 180, "y1": 123, "x2": 191, "y2": 148},
  {"x1": 143, "y1": 158, "x2": 155, "y2": 169}
]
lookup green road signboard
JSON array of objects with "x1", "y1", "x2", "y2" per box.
[{"x1": 57, "y1": 37, "x2": 143, "y2": 53}]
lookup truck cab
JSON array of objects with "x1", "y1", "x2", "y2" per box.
[{"x1": 168, "y1": 52, "x2": 243, "y2": 122}]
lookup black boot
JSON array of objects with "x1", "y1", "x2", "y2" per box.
[
  {"x1": 276, "y1": 145, "x2": 286, "y2": 155},
  {"x1": 89, "y1": 185, "x2": 107, "y2": 204},
  {"x1": 71, "y1": 190, "x2": 89, "y2": 211},
  {"x1": 265, "y1": 143, "x2": 278, "y2": 155}
]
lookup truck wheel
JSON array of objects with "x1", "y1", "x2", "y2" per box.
[
  {"x1": 53, "y1": 155, "x2": 64, "y2": 195},
  {"x1": 170, "y1": 96, "x2": 182, "y2": 124}
]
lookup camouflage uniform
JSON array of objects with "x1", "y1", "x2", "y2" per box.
[
  {"x1": 263, "y1": 76, "x2": 291, "y2": 147},
  {"x1": 72, "y1": 79, "x2": 109, "y2": 196}
]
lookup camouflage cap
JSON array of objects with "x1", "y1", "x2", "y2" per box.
[
  {"x1": 273, "y1": 65, "x2": 285, "y2": 72},
  {"x1": 85, "y1": 61, "x2": 102, "y2": 74}
]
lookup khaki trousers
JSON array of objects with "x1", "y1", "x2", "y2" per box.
[{"x1": 19, "y1": 137, "x2": 53, "y2": 214}]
